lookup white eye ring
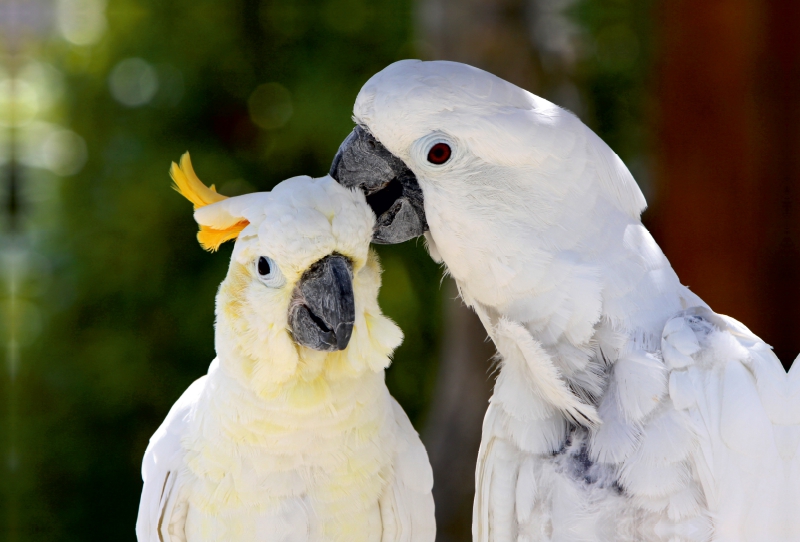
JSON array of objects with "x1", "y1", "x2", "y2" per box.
[
  {"x1": 255, "y1": 256, "x2": 285, "y2": 288},
  {"x1": 412, "y1": 132, "x2": 458, "y2": 170}
]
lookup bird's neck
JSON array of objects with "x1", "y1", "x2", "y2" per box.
[
  {"x1": 431, "y1": 179, "x2": 696, "y2": 342},
  {"x1": 212, "y1": 314, "x2": 380, "y2": 401},
  {"x1": 440, "y1": 194, "x2": 703, "y2": 407}
]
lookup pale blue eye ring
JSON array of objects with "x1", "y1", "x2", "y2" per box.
[{"x1": 255, "y1": 256, "x2": 285, "y2": 288}]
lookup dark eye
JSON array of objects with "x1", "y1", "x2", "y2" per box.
[
  {"x1": 255, "y1": 256, "x2": 285, "y2": 287},
  {"x1": 258, "y1": 256, "x2": 271, "y2": 276},
  {"x1": 427, "y1": 142, "x2": 451, "y2": 165}
]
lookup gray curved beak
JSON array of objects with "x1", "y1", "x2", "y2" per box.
[
  {"x1": 288, "y1": 254, "x2": 355, "y2": 351},
  {"x1": 330, "y1": 126, "x2": 427, "y2": 244}
]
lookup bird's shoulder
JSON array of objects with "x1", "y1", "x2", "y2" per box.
[
  {"x1": 135, "y1": 370, "x2": 209, "y2": 542},
  {"x1": 144, "y1": 373, "x2": 208, "y2": 468},
  {"x1": 660, "y1": 306, "x2": 800, "y2": 535},
  {"x1": 660, "y1": 305, "x2": 796, "y2": 425}
]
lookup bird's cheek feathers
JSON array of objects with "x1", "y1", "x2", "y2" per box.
[{"x1": 213, "y1": 257, "x2": 401, "y2": 391}]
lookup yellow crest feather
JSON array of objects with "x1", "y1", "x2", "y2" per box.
[
  {"x1": 170, "y1": 152, "x2": 249, "y2": 252},
  {"x1": 197, "y1": 223, "x2": 248, "y2": 252}
]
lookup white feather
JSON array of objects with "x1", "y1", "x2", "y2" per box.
[
  {"x1": 662, "y1": 341, "x2": 695, "y2": 370},
  {"x1": 633, "y1": 408, "x2": 695, "y2": 466},
  {"x1": 719, "y1": 359, "x2": 774, "y2": 459},
  {"x1": 668, "y1": 369, "x2": 697, "y2": 411},
  {"x1": 614, "y1": 350, "x2": 668, "y2": 423},
  {"x1": 494, "y1": 406, "x2": 568, "y2": 455},
  {"x1": 494, "y1": 317, "x2": 599, "y2": 426},
  {"x1": 590, "y1": 381, "x2": 641, "y2": 464},
  {"x1": 619, "y1": 459, "x2": 690, "y2": 498},
  {"x1": 515, "y1": 456, "x2": 538, "y2": 525}
]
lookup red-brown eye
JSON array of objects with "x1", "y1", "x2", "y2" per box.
[{"x1": 427, "y1": 143, "x2": 451, "y2": 165}]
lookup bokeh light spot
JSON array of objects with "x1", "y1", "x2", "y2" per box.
[
  {"x1": 57, "y1": 0, "x2": 108, "y2": 46},
  {"x1": 108, "y1": 58, "x2": 159, "y2": 107},
  {"x1": 0, "y1": 79, "x2": 39, "y2": 128},
  {"x1": 20, "y1": 121, "x2": 88, "y2": 176},
  {"x1": 42, "y1": 129, "x2": 88, "y2": 176},
  {"x1": 247, "y1": 83, "x2": 293, "y2": 130},
  {"x1": 19, "y1": 62, "x2": 65, "y2": 114}
]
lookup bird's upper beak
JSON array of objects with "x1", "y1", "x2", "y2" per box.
[
  {"x1": 288, "y1": 254, "x2": 355, "y2": 351},
  {"x1": 330, "y1": 126, "x2": 427, "y2": 244}
]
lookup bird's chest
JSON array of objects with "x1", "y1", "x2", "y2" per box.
[
  {"x1": 512, "y1": 431, "x2": 631, "y2": 542},
  {"x1": 180, "y1": 377, "x2": 395, "y2": 542}
]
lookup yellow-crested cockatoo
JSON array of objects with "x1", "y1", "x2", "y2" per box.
[
  {"x1": 135, "y1": 155, "x2": 435, "y2": 542},
  {"x1": 330, "y1": 60, "x2": 800, "y2": 541}
]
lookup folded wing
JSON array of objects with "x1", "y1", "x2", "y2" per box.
[
  {"x1": 662, "y1": 306, "x2": 800, "y2": 540},
  {"x1": 136, "y1": 376, "x2": 206, "y2": 542}
]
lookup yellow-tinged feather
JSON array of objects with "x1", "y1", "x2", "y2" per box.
[
  {"x1": 285, "y1": 375, "x2": 332, "y2": 408},
  {"x1": 197, "y1": 223, "x2": 248, "y2": 252},
  {"x1": 170, "y1": 152, "x2": 250, "y2": 251},
  {"x1": 170, "y1": 152, "x2": 227, "y2": 208}
]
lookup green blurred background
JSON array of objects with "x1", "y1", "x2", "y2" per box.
[{"x1": 4, "y1": 0, "x2": 800, "y2": 540}]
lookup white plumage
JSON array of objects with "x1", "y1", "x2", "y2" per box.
[
  {"x1": 350, "y1": 60, "x2": 800, "y2": 541},
  {"x1": 136, "y1": 169, "x2": 435, "y2": 542}
]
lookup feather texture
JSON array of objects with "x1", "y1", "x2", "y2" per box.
[
  {"x1": 493, "y1": 317, "x2": 599, "y2": 426},
  {"x1": 137, "y1": 173, "x2": 434, "y2": 541},
  {"x1": 352, "y1": 60, "x2": 800, "y2": 541},
  {"x1": 170, "y1": 153, "x2": 226, "y2": 208},
  {"x1": 170, "y1": 153, "x2": 249, "y2": 251}
]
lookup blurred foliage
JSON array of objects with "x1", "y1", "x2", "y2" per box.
[
  {"x1": 1, "y1": 0, "x2": 655, "y2": 540},
  {"x1": 571, "y1": 0, "x2": 656, "y2": 201}
]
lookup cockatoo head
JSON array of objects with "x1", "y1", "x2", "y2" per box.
[
  {"x1": 330, "y1": 60, "x2": 646, "y2": 248},
  {"x1": 171, "y1": 154, "x2": 403, "y2": 387}
]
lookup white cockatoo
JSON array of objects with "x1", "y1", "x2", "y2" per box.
[
  {"x1": 329, "y1": 60, "x2": 800, "y2": 541},
  {"x1": 135, "y1": 155, "x2": 435, "y2": 542}
]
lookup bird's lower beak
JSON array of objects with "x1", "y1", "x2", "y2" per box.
[
  {"x1": 288, "y1": 254, "x2": 355, "y2": 351},
  {"x1": 330, "y1": 126, "x2": 427, "y2": 244}
]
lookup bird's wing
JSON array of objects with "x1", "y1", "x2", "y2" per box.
[
  {"x1": 379, "y1": 397, "x2": 436, "y2": 542},
  {"x1": 662, "y1": 306, "x2": 800, "y2": 539},
  {"x1": 472, "y1": 402, "x2": 524, "y2": 542},
  {"x1": 136, "y1": 375, "x2": 206, "y2": 542}
]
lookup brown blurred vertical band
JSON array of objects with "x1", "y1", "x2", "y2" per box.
[
  {"x1": 421, "y1": 279, "x2": 495, "y2": 542},
  {"x1": 652, "y1": 0, "x2": 800, "y2": 368}
]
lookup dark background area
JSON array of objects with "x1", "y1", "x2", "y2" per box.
[{"x1": 2, "y1": 0, "x2": 799, "y2": 541}]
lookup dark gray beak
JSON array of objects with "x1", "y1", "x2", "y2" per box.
[
  {"x1": 330, "y1": 126, "x2": 427, "y2": 244},
  {"x1": 288, "y1": 254, "x2": 355, "y2": 351}
]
